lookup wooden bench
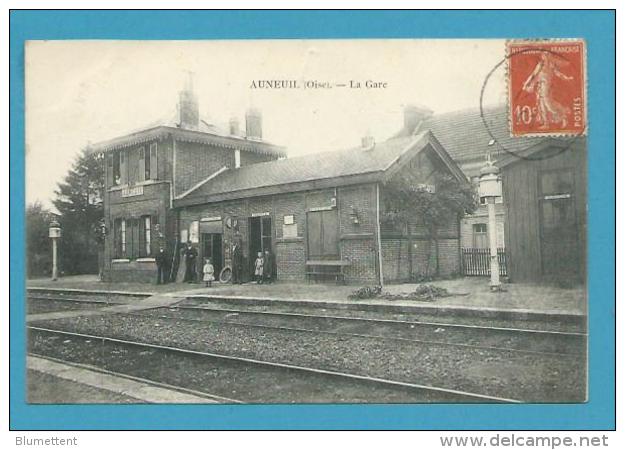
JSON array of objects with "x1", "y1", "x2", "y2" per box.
[{"x1": 305, "y1": 260, "x2": 351, "y2": 284}]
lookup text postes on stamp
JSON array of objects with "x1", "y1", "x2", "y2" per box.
[{"x1": 507, "y1": 40, "x2": 586, "y2": 137}]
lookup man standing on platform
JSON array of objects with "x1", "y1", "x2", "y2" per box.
[
  {"x1": 155, "y1": 246, "x2": 169, "y2": 285},
  {"x1": 263, "y1": 248, "x2": 274, "y2": 284},
  {"x1": 183, "y1": 241, "x2": 198, "y2": 283},
  {"x1": 232, "y1": 239, "x2": 243, "y2": 284}
]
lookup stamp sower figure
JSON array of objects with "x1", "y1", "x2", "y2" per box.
[
  {"x1": 183, "y1": 241, "x2": 198, "y2": 283},
  {"x1": 522, "y1": 51, "x2": 574, "y2": 129},
  {"x1": 203, "y1": 258, "x2": 215, "y2": 287},
  {"x1": 232, "y1": 240, "x2": 243, "y2": 284},
  {"x1": 254, "y1": 251, "x2": 264, "y2": 284},
  {"x1": 155, "y1": 246, "x2": 169, "y2": 284},
  {"x1": 263, "y1": 248, "x2": 274, "y2": 284}
]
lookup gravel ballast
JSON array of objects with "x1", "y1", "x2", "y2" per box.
[
  {"x1": 31, "y1": 313, "x2": 586, "y2": 402},
  {"x1": 29, "y1": 330, "x2": 484, "y2": 403}
]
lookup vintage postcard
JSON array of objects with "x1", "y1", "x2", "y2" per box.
[{"x1": 22, "y1": 37, "x2": 592, "y2": 414}]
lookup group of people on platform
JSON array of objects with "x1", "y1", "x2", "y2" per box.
[{"x1": 154, "y1": 240, "x2": 275, "y2": 286}]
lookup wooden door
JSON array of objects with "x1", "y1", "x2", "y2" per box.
[
  {"x1": 307, "y1": 209, "x2": 339, "y2": 260},
  {"x1": 201, "y1": 233, "x2": 223, "y2": 277},
  {"x1": 539, "y1": 169, "x2": 579, "y2": 278}
]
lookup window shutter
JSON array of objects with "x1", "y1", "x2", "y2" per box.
[
  {"x1": 138, "y1": 147, "x2": 146, "y2": 182},
  {"x1": 149, "y1": 143, "x2": 158, "y2": 180},
  {"x1": 151, "y1": 215, "x2": 157, "y2": 256},
  {"x1": 120, "y1": 151, "x2": 127, "y2": 185},
  {"x1": 114, "y1": 219, "x2": 121, "y2": 258},
  {"x1": 139, "y1": 217, "x2": 146, "y2": 257},
  {"x1": 132, "y1": 219, "x2": 140, "y2": 259},
  {"x1": 107, "y1": 154, "x2": 114, "y2": 186}
]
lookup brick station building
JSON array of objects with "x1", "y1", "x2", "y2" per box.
[
  {"x1": 174, "y1": 127, "x2": 467, "y2": 284},
  {"x1": 93, "y1": 80, "x2": 285, "y2": 282},
  {"x1": 93, "y1": 83, "x2": 468, "y2": 284}
]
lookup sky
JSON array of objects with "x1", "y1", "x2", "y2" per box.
[{"x1": 25, "y1": 39, "x2": 507, "y2": 209}]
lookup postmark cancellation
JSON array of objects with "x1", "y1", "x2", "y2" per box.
[{"x1": 506, "y1": 39, "x2": 586, "y2": 137}]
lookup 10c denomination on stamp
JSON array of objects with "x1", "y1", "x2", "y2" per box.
[{"x1": 507, "y1": 39, "x2": 586, "y2": 137}]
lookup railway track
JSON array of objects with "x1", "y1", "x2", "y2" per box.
[
  {"x1": 28, "y1": 294, "x2": 127, "y2": 305},
  {"x1": 27, "y1": 293, "x2": 586, "y2": 357},
  {"x1": 28, "y1": 325, "x2": 521, "y2": 404},
  {"x1": 152, "y1": 304, "x2": 586, "y2": 354},
  {"x1": 28, "y1": 353, "x2": 241, "y2": 403}
]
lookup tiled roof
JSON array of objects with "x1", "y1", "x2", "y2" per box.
[
  {"x1": 90, "y1": 112, "x2": 285, "y2": 157},
  {"x1": 176, "y1": 131, "x2": 465, "y2": 206},
  {"x1": 418, "y1": 105, "x2": 538, "y2": 163}
]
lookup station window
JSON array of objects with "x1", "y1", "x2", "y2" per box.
[
  {"x1": 148, "y1": 143, "x2": 158, "y2": 180},
  {"x1": 473, "y1": 223, "x2": 488, "y2": 249},
  {"x1": 114, "y1": 215, "x2": 158, "y2": 259},
  {"x1": 113, "y1": 151, "x2": 121, "y2": 186},
  {"x1": 113, "y1": 218, "x2": 127, "y2": 258},
  {"x1": 140, "y1": 215, "x2": 152, "y2": 257}
]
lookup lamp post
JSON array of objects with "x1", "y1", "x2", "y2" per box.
[
  {"x1": 48, "y1": 219, "x2": 62, "y2": 281},
  {"x1": 478, "y1": 160, "x2": 503, "y2": 292}
]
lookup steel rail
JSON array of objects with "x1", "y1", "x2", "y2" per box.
[
  {"x1": 28, "y1": 353, "x2": 242, "y2": 404},
  {"x1": 28, "y1": 293, "x2": 586, "y2": 337},
  {"x1": 121, "y1": 309, "x2": 584, "y2": 358},
  {"x1": 28, "y1": 325, "x2": 522, "y2": 404}
]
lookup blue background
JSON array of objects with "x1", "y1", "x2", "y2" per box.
[{"x1": 9, "y1": 10, "x2": 615, "y2": 430}]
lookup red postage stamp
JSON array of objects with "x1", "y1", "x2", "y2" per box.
[{"x1": 507, "y1": 40, "x2": 586, "y2": 137}]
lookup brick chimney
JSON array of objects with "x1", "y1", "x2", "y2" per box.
[
  {"x1": 403, "y1": 104, "x2": 433, "y2": 134},
  {"x1": 245, "y1": 108, "x2": 262, "y2": 140},
  {"x1": 229, "y1": 117, "x2": 240, "y2": 136},
  {"x1": 177, "y1": 72, "x2": 199, "y2": 129},
  {"x1": 361, "y1": 135, "x2": 375, "y2": 151}
]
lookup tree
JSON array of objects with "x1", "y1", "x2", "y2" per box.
[
  {"x1": 26, "y1": 202, "x2": 53, "y2": 278},
  {"x1": 381, "y1": 172, "x2": 477, "y2": 278},
  {"x1": 52, "y1": 147, "x2": 104, "y2": 275}
]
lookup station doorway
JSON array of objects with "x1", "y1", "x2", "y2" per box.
[
  {"x1": 200, "y1": 233, "x2": 223, "y2": 278},
  {"x1": 249, "y1": 216, "x2": 272, "y2": 266}
]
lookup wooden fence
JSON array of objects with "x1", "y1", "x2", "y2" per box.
[{"x1": 461, "y1": 248, "x2": 508, "y2": 277}]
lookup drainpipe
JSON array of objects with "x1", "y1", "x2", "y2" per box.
[{"x1": 376, "y1": 183, "x2": 384, "y2": 288}]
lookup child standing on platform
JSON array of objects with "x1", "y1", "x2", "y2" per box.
[
  {"x1": 203, "y1": 258, "x2": 215, "y2": 287},
  {"x1": 254, "y1": 251, "x2": 264, "y2": 284}
]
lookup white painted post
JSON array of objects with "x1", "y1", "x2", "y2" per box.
[
  {"x1": 478, "y1": 160, "x2": 502, "y2": 292},
  {"x1": 51, "y1": 238, "x2": 58, "y2": 281},
  {"x1": 487, "y1": 197, "x2": 500, "y2": 290},
  {"x1": 49, "y1": 220, "x2": 61, "y2": 282}
]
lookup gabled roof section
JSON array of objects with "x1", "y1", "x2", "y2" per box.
[
  {"x1": 89, "y1": 113, "x2": 285, "y2": 157},
  {"x1": 174, "y1": 131, "x2": 466, "y2": 207},
  {"x1": 393, "y1": 105, "x2": 541, "y2": 164}
]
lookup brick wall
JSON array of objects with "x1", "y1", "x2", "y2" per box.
[
  {"x1": 109, "y1": 260, "x2": 157, "y2": 283},
  {"x1": 437, "y1": 238, "x2": 460, "y2": 276},
  {"x1": 341, "y1": 237, "x2": 378, "y2": 284},
  {"x1": 178, "y1": 186, "x2": 383, "y2": 284},
  {"x1": 337, "y1": 185, "x2": 378, "y2": 283},
  {"x1": 275, "y1": 241, "x2": 306, "y2": 280},
  {"x1": 240, "y1": 151, "x2": 277, "y2": 166},
  {"x1": 175, "y1": 140, "x2": 235, "y2": 195},
  {"x1": 103, "y1": 181, "x2": 173, "y2": 282},
  {"x1": 377, "y1": 146, "x2": 463, "y2": 283}
]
